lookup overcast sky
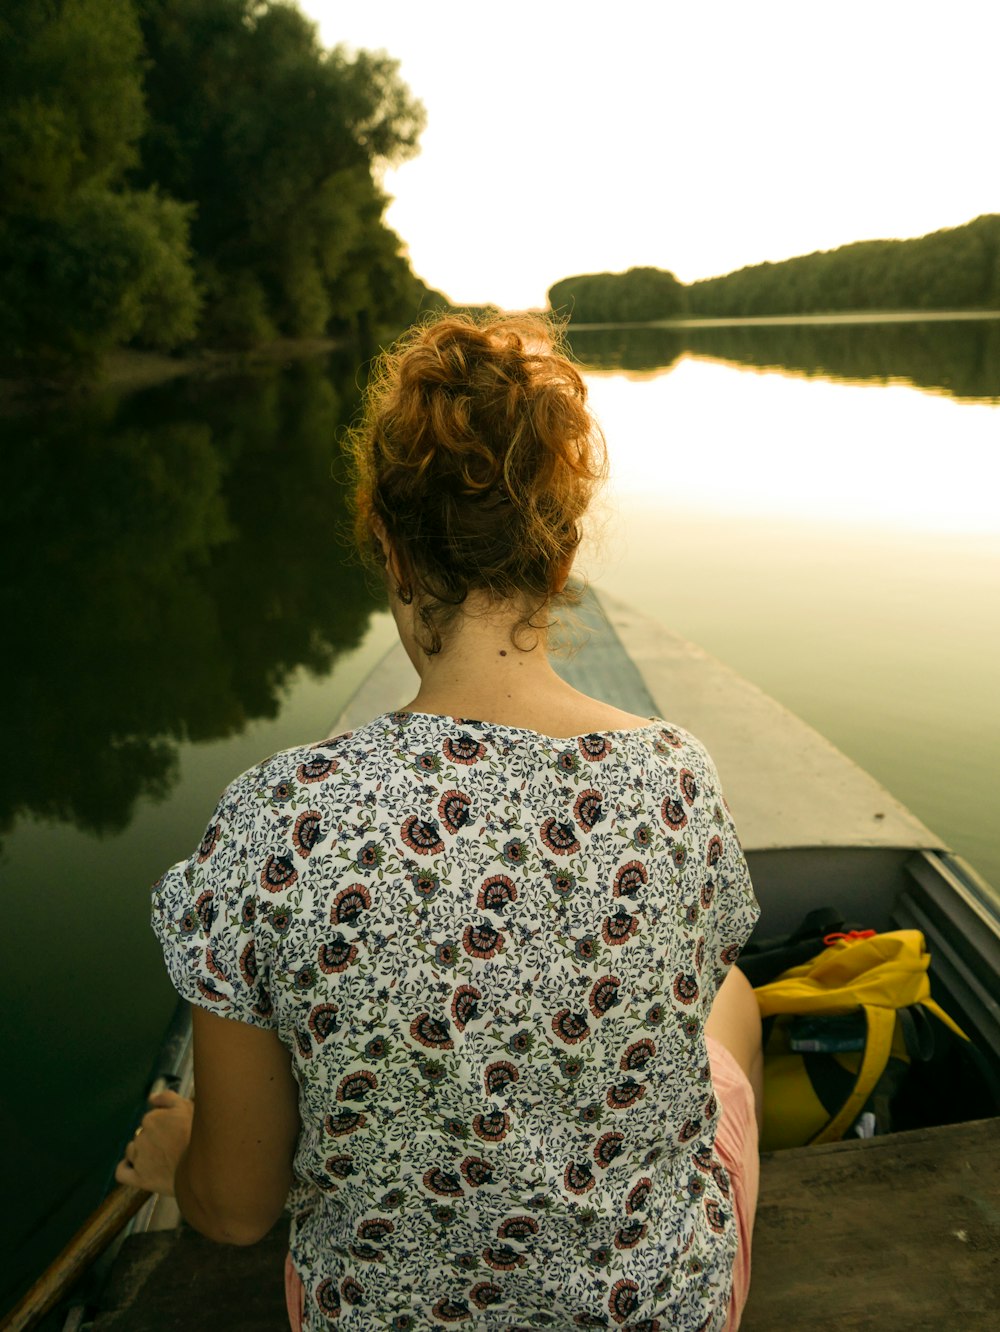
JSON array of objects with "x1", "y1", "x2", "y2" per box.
[{"x1": 300, "y1": 0, "x2": 1000, "y2": 309}]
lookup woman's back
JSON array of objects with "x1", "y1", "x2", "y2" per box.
[
  {"x1": 154, "y1": 707, "x2": 757, "y2": 1327},
  {"x1": 124, "y1": 313, "x2": 761, "y2": 1332}
]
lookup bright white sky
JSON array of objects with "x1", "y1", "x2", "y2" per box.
[{"x1": 300, "y1": 0, "x2": 1000, "y2": 309}]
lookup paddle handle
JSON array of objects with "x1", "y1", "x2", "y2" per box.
[{"x1": 0, "y1": 1185, "x2": 150, "y2": 1332}]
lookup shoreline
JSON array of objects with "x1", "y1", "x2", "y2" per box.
[
  {"x1": 102, "y1": 336, "x2": 344, "y2": 390},
  {"x1": 567, "y1": 309, "x2": 1000, "y2": 332},
  {"x1": 0, "y1": 336, "x2": 343, "y2": 408},
  {"x1": 6, "y1": 310, "x2": 1000, "y2": 405}
]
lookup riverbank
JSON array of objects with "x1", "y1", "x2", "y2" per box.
[
  {"x1": 566, "y1": 308, "x2": 1000, "y2": 332},
  {"x1": 8, "y1": 310, "x2": 1000, "y2": 406},
  {"x1": 0, "y1": 336, "x2": 343, "y2": 409}
]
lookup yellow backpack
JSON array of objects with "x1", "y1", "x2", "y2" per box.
[{"x1": 753, "y1": 929, "x2": 974, "y2": 1151}]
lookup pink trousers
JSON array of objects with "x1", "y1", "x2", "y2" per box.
[
  {"x1": 706, "y1": 1034, "x2": 760, "y2": 1331},
  {"x1": 284, "y1": 1035, "x2": 759, "y2": 1331}
]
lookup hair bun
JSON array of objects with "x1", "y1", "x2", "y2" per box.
[{"x1": 347, "y1": 312, "x2": 607, "y2": 653}]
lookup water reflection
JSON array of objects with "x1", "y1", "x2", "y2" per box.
[
  {"x1": 0, "y1": 353, "x2": 380, "y2": 840},
  {"x1": 1, "y1": 349, "x2": 389, "y2": 1311},
  {"x1": 2, "y1": 323, "x2": 998, "y2": 1309},
  {"x1": 565, "y1": 325, "x2": 685, "y2": 375},
  {"x1": 569, "y1": 315, "x2": 1000, "y2": 401},
  {"x1": 581, "y1": 358, "x2": 1000, "y2": 535}
]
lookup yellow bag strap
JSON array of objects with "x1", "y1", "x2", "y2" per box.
[
  {"x1": 919, "y1": 996, "x2": 970, "y2": 1042},
  {"x1": 809, "y1": 1004, "x2": 897, "y2": 1145}
]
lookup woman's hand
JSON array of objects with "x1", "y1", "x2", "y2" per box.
[
  {"x1": 112, "y1": 1009, "x2": 299, "y2": 1242},
  {"x1": 114, "y1": 1089, "x2": 194, "y2": 1196}
]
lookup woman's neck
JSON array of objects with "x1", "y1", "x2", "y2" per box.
[
  {"x1": 402, "y1": 600, "x2": 560, "y2": 719},
  {"x1": 395, "y1": 595, "x2": 651, "y2": 738}
]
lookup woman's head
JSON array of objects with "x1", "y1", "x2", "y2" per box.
[{"x1": 347, "y1": 312, "x2": 607, "y2": 654}]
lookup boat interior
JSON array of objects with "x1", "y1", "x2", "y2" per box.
[{"x1": 15, "y1": 591, "x2": 998, "y2": 1331}]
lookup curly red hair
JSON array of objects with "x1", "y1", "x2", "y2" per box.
[{"x1": 346, "y1": 312, "x2": 606, "y2": 653}]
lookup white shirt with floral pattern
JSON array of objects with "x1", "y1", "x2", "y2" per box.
[{"x1": 153, "y1": 711, "x2": 760, "y2": 1331}]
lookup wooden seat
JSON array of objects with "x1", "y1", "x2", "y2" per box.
[
  {"x1": 743, "y1": 1116, "x2": 1000, "y2": 1330},
  {"x1": 91, "y1": 1118, "x2": 998, "y2": 1330},
  {"x1": 91, "y1": 1220, "x2": 290, "y2": 1330}
]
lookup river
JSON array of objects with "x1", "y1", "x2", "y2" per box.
[{"x1": 2, "y1": 315, "x2": 998, "y2": 1312}]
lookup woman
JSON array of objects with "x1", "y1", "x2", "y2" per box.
[{"x1": 117, "y1": 313, "x2": 763, "y2": 1331}]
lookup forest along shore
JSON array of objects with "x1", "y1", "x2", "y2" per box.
[
  {"x1": 0, "y1": 3, "x2": 443, "y2": 394},
  {"x1": 547, "y1": 214, "x2": 1000, "y2": 324}
]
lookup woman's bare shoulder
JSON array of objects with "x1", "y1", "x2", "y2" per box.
[{"x1": 535, "y1": 691, "x2": 656, "y2": 739}]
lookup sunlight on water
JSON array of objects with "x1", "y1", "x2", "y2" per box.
[
  {"x1": 573, "y1": 353, "x2": 1000, "y2": 894},
  {"x1": 585, "y1": 356, "x2": 1000, "y2": 534}
]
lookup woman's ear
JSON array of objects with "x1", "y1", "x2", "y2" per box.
[
  {"x1": 371, "y1": 515, "x2": 389, "y2": 560},
  {"x1": 553, "y1": 553, "x2": 575, "y2": 594},
  {"x1": 372, "y1": 517, "x2": 405, "y2": 588}
]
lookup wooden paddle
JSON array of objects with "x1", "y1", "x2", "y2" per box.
[
  {"x1": 2, "y1": 1003, "x2": 194, "y2": 1330},
  {"x1": 0, "y1": 1184, "x2": 152, "y2": 1332}
]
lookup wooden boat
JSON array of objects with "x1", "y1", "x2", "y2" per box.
[{"x1": 9, "y1": 589, "x2": 998, "y2": 1331}]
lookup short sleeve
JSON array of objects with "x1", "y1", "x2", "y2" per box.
[
  {"x1": 151, "y1": 771, "x2": 276, "y2": 1028},
  {"x1": 694, "y1": 747, "x2": 761, "y2": 1013}
]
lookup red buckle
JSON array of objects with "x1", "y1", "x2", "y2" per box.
[{"x1": 823, "y1": 929, "x2": 877, "y2": 946}]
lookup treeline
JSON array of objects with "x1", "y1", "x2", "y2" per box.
[
  {"x1": 548, "y1": 215, "x2": 1000, "y2": 323},
  {"x1": 0, "y1": 0, "x2": 443, "y2": 381},
  {"x1": 548, "y1": 268, "x2": 686, "y2": 323}
]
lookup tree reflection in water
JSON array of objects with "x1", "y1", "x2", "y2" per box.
[
  {"x1": 568, "y1": 315, "x2": 1000, "y2": 403},
  {"x1": 5, "y1": 317, "x2": 997, "y2": 844},
  {"x1": 1, "y1": 349, "x2": 380, "y2": 838}
]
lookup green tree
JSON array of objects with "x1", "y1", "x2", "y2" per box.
[
  {"x1": 685, "y1": 215, "x2": 1000, "y2": 318},
  {"x1": 0, "y1": 0, "x2": 200, "y2": 377},
  {"x1": 134, "y1": 0, "x2": 430, "y2": 342},
  {"x1": 0, "y1": 0, "x2": 146, "y2": 215},
  {"x1": 549, "y1": 267, "x2": 686, "y2": 323},
  {"x1": 0, "y1": 187, "x2": 200, "y2": 374},
  {"x1": 0, "y1": 0, "x2": 436, "y2": 379}
]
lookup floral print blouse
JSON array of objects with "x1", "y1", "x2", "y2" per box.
[{"x1": 153, "y1": 710, "x2": 759, "y2": 1330}]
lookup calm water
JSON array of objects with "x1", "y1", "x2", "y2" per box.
[{"x1": 2, "y1": 317, "x2": 999, "y2": 1309}]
